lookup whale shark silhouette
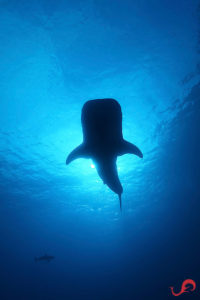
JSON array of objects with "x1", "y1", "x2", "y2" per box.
[{"x1": 66, "y1": 98, "x2": 143, "y2": 210}]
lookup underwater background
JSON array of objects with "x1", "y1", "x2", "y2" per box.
[{"x1": 0, "y1": 0, "x2": 200, "y2": 299}]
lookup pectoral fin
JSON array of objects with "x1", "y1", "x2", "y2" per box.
[
  {"x1": 66, "y1": 143, "x2": 90, "y2": 164},
  {"x1": 119, "y1": 140, "x2": 143, "y2": 158}
]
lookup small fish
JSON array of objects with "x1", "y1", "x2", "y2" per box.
[
  {"x1": 34, "y1": 254, "x2": 55, "y2": 263},
  {"x1": 66, "y1": 99, "x2": 143, "y2": 210}
]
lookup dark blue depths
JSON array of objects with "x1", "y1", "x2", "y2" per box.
[{"x1": 0, "y1": 0, "x2": 200, "y2": 299}]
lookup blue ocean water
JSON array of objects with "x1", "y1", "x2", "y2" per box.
[{"x1": 0, "y1": 0, "x2": 200, "y2": 299}]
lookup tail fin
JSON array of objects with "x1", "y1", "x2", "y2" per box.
[
  {"x1": 119, "y1": 140, "x2": 143, "y2": 158},
  {"x1": 66, "y1": 144, "x2": 89, "y2": 165}
]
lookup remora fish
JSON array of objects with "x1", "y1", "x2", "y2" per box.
[{"x1": 66, "y1": 98, "x2": 143, "y2": 210}]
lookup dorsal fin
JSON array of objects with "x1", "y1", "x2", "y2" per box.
[{"x1": 66, "y1": 144, "x2": 90, "y2": 164}]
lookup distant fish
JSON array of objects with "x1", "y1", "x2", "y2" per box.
[
  {"x1": 34, "y1": 254, "x2": 55, "y2": 263},
  {"x1": 66, "y1": 98, "x2": 143, "y2": 210}
]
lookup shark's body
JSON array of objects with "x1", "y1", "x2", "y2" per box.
[
  {"x1": 34, "y1": 254, "x2": 55, "y2": 263},
  {"x1": 66, "y1": 98, "x2": 143, "y2": 210}
]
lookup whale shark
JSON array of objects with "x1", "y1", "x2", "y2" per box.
[{"x1": 66, "y1": 98, "x2": 143, "y2": 210}]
